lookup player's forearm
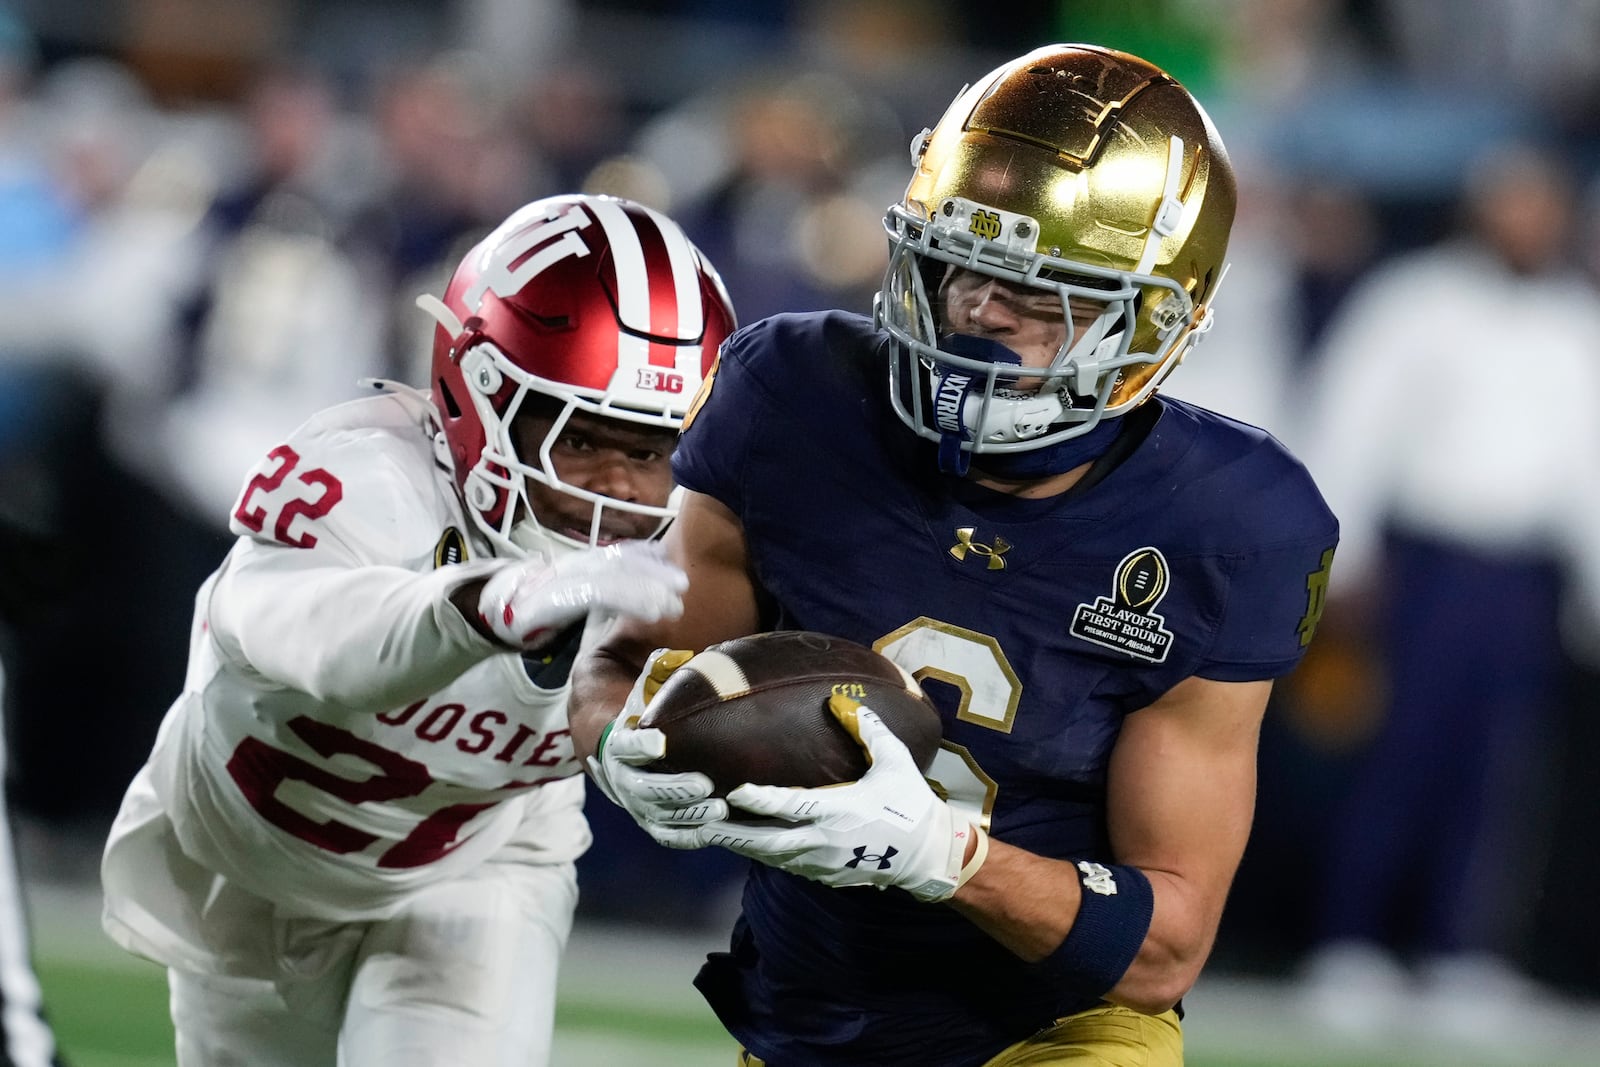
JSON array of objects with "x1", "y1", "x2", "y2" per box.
[
  {"x1": 447, "y1": 577, "x2": 500, "y2": 643},
  {"x1": 568, "y1": 637, "x2": 650, "y2": 761},
  {"x1": 1109, "y1": 866, "x2": 1218, "y2": 1012},
  {"x1": 950, "y1": 839, "x2": 1211, "y2": 1015},
  {"x1": 949, "y1": 837, "x2": 1079, "y2": 956},
  {"x1": 213, "y1": 557, "x2": 505, "y2": 709}
]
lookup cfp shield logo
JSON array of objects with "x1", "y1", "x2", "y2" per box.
[
  {"x1": 1068, "y1": 546, "x2": 1175, "y2": 663},
  {"x1": 950, "y1": 527, "x2": 1011, "y2": 571},
  {"x1": 433, "y1": 527, "x2": 468, "y2": 568}
]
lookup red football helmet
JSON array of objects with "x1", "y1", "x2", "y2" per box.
[{"x1": 420, "y1": 193, "x2": 736, "y2": 557}]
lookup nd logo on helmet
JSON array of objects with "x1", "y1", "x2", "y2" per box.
[{"x1": 968, "y1": 209, "x2": 1002, "y2": 241}]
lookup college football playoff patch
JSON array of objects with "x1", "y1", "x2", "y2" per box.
[
  {"x1": 1069, "y1": 547, "x2": 1174, "y2": 663},
  {"x1": 434, "y1": 527, "x2": 468, "y2": 568}
]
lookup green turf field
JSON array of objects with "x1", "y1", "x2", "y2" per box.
[
  {"x1": 25, "y1": 954, "x2": 1456, "y2": 1067},
  {"x1": 27, "y1": 887, "x2": 1599, "y2": 1067},
  {"x1": 38, "y1": 958, "x2": 172, "y2": 1067},
  {"x1": 36, "y1": 943, "x2": 1599, "y2": 1067}
]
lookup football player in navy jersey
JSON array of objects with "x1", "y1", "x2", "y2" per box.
[{"x1": 570, "y1": 44, "x2": 1338, "y2": 1067}]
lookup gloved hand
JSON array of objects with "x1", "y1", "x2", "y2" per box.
[
  {"x1": 585, "y1": 648, "x2": 728, "y2": 842},
  {"x1": 658, "y1": 697, "x2": 984, "y2": 902},
  {"x1": 477, "y1": 541, "x2": 687, "y2": 651}
]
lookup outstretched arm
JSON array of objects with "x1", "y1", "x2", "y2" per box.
[{"x1": 569, "y1": 489, "x2": 763, "y2": 762}]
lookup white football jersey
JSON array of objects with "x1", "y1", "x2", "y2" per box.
[{"x1": 106, "y1": 389, "x2": 590, "y2": 936}]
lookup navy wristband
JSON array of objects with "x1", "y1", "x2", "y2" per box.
[{"x1": 1037, "y1": 861, "x2": 1155, "y2": 999}]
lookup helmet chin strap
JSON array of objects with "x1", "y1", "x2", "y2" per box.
[
  {"x1": 970, "y1": 416, "x2": 1121, "y2": 480},
  {"x1": 930, "y1": 334, "x2": 1006, "y2": 475},
  {"x1": 931, "y1": 333, "x2": 1122, "y2": 479}
]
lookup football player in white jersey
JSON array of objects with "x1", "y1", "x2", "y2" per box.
[{"x1": 99, "y1": 193, "x2": 736, "y2": 1067}]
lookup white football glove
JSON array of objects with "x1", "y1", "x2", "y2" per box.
[
  {"x1": 656, "y1": 697, "x2": 982, "y2": 902},
  {"x1": 477, "y1": 542, "x2": 687, "y2": 651},
  {"x1": 585, "y1": 648, "x2": 728, "y2": 843}
]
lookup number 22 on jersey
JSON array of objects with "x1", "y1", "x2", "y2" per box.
[{"x1": 234, "y1": 444, "x2": 345, "y2": 548}]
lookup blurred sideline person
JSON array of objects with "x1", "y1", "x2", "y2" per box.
[
  {"x1": 1294, "y1": 141, "x2": 1600, "y2": 1042},
  {"x1": 99, "y1": 194, "x2": 735, "y2": 1067},
  {"x1": 0, "y1": 666, "x2": 65, "y2": 1067},
  {"x1": 159, "y1": 62, "x2": 388, "y2": 530},
  {"x1": 570, "y1": 45, "x2": 1337, "y2": 1066},
  {"x1": 0, "y1": 517, "x2": 70, "y2": 1067}
]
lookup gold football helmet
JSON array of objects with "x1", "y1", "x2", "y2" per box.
[{"x1": 876, "y1": 43, "x2": 1236, "y2": 472}]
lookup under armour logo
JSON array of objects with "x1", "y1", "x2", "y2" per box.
[
  {"x1": 950, "y1": 527, "x2": 1011, "y2": 570},
  {"x1": 846, "y1": 845, "x2": 899, "y2": 870},
  {"x1": 1076, "y1": 860, "x2": 1119, "y2": 896}
]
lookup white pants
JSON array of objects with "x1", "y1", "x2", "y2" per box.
[
  {"x1": 0, "y1": 662, "x2": 60, "y2": 1067},
  {"x1": 168, "y1": 860, "x2": 576, "y2": 1067}
]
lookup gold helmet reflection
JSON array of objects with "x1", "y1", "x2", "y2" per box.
[{"x1": 876, "y1": 43, "x2": 1236, "y2": 469}]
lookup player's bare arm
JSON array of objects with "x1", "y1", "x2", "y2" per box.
[
  {"x1": 950, "y1": 674, "x2": 1271, "y2": 1015},
  {"x1": 570, "y1": 490, "x2": 763, "y2": 762}
]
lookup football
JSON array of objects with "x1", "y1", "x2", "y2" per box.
[{"x1": 640, "y1": 630, "x2": 943, "y2": 800}]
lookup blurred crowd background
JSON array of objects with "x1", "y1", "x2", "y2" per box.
[{"x1": 2, "y1": 0, "x2": 1600, "y2": 1052}]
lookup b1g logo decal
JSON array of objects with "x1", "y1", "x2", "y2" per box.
[
  {"x1": 1069, "y1": 547, "x2": 1175, "y2": 663},
  {"x1": 636, "y1": 367, "x2": 685, "y2": 393}
]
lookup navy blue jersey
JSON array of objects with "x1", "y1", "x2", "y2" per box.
[{"x1": 674, "y1": 311, "x2": 1338, "y2": 1066}]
